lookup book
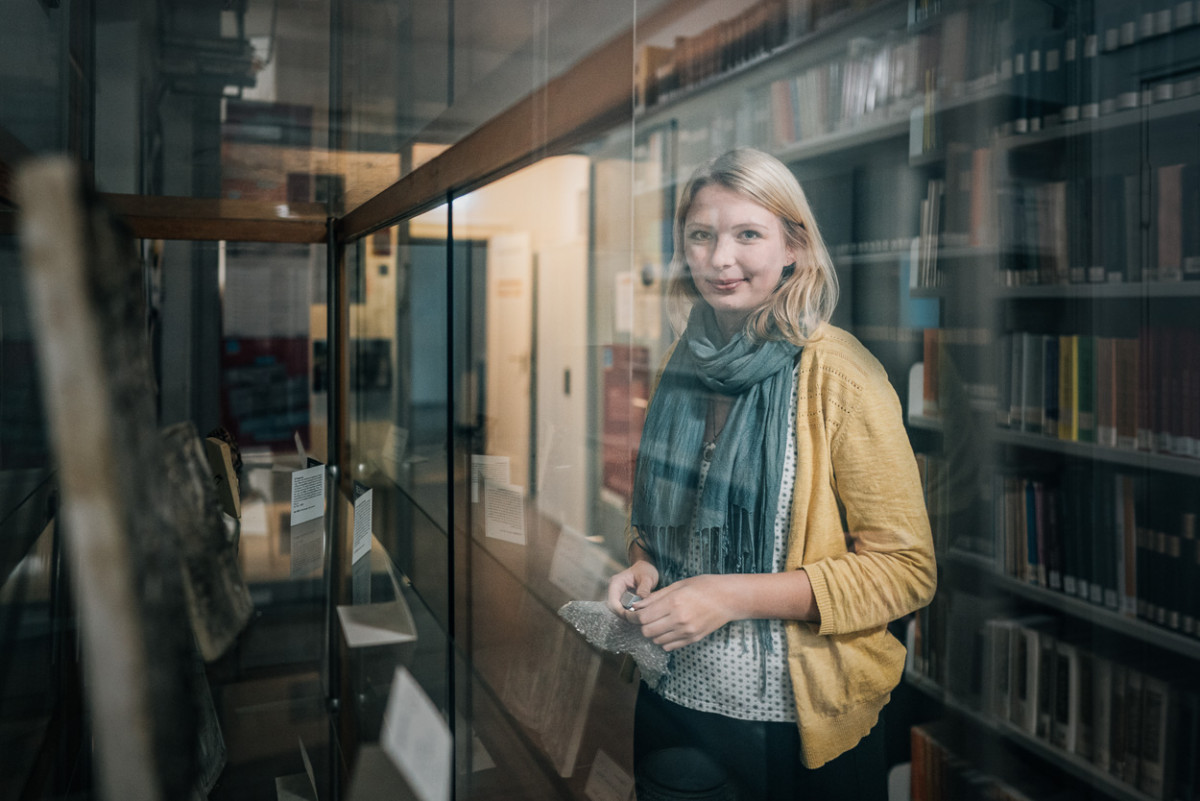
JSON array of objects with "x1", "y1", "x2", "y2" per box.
[
  {"x1": 1093, "y1": 655, "x2": 1114, "y2": 772},
  {"x1": 984, "y1": 618, "x2": 1016, "y2": 720},
  {"x1": 1009, "y1": 331, "x2": 1024, "y2": 428},
  {"x1": 1058, "y1": 334, "x2": 1078, "y2": 440},
  {"x1": 1139, "y1": 676, "x2": 1177, "y2": 799},
  {"x1": 1115, "y1": 473, "x2": 1139, "y2": 617},
  {"x1": 1021, "y1": 331, "x2": 1044, "y2": 432},
  {"x1": 1120, "y1": 667, "x2": 1145, "y2": 785},
  {"x1": 1171, "y1": 689, "x2": 1200, "y2": 801},
  {"x1": 1113, "y1": 337, "x2": 1140, "y2": 449},
  {"x1": 1182, "y1": 513, "x2": 1198, "y2": 637},
  {"x1": 1157, "y1": 164, "x2": 1185, "y2": 281},
  {"x1": 1009, "y1": 615, "x2": 1056, "y2": 735},
  {"x1": 1026, "y1": 479, "x2": 1042, "y2": 585},
  {"x1": 1139, "y1": 326, "x2": 1158, "y2": 451},
  {"x1": 1050, "y1": 639, "x2": 1082, "y2": 752},
  {"x1": 1061, "y1": 29, "x2": 1080, "y2": 122},
  {"x1": 1182, "y1": 162, "x2": 1200, "y2": 279},
  {"x1": 1108, "y1": 662, "x2": 1131, "y2": 778},
  {"x1": 924, "y1": 328, "x2": 940, "y2": 417},
  {"x1": 1042, "y1": 334, "x2": 1060, "y2": 436},
  {"x1": 1074, "y1": 649, "x2": 1096, "y2": 761},
  {"x1": 1076, "y1": 335, "x2": 1096, "y2": 442},
  {"x1": 1096, "y1": 336, "x2": 1117, "y2": 447}
]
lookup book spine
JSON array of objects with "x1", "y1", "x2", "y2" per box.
[
  {"x1": 1118, "y1": 474, "x2": 1139, "y2": 617},
  {"x1": 1077, "y1": 335, "x2": 1097, "y2": 442},
  {"x1": 1075, "y1": 650, "x2": 1095, "y2": 761},
  {"x1": 1023, "y1": 331, "x2": 1044, "y2": 432},
  {"x1": 1059, "y1": 334, "x2": 1077, "y2": 440},
  {"x1": 1051, "y1": 640, "x2": 1080, "y2": 751},
  {"x1": 1183, "y1": 513, "x2": 1197, "y2": 637},
  {"x1": 1114, "y1": 337, "x2": 1139, "y2": 450},
  {"x1": 1042, "y1": 334, "x2": 1060, "y2": 437},
  {"x1": 1093, "y1": 656, "x2": 1113, "y2": 772},
  {"x1": 1025, "y1": 479, "x2": 1040, "y2": 585}
]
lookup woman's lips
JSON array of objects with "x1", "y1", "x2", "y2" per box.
[{"x1": 708, "y1": 278, "x2": 743, "y2": 291}]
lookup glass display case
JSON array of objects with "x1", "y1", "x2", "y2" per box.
[{"x1": 4, "y1": 0, "x2": 1200, "y2": 800}]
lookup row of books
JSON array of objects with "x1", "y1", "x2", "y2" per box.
[
  {"x1": 636, "y1": 0, "x2": 907, "y2": 109},
  {"x1": 993, "y1": 468, "x2": 1200, "y2": 635},
  {"x1": 996, "y1": 165, "x2": 1200, "y2": 288},
  {"x1": 765, "y1": 31, "x2": 927, "y2": 150},
  {"x1": 980, "y1": 615, "x2": 1199, "y2": 800},
  {"x1": 911, "y1": 719, "x2": 1092, "y2": 801},
  {"x1": 998, "y1": 329, "x2": 1200, "y2": 459},
  {"x1": 636, "y1": 0, "x2": 797, "y2": 109},
  {"x1": 1000, "y1": 11, "x2": 1200, "y2": 136}
]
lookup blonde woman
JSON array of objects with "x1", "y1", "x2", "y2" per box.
[{"x1": 607, "y1": 148, "x2": 936, "y2": 800}]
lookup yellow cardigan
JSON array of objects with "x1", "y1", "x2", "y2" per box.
[{"x1": 633, "y1": 324, "x2": 937, "y2": 768}]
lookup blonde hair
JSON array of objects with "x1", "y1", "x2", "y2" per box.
[{"x1": 667, "y1": 148, "x2": 839, "y2": 344}]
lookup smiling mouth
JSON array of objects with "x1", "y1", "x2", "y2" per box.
[{"x1": 708, "y1": 278, "x2": 743, "y2": 291}]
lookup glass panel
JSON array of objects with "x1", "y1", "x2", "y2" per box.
[
  {"x1": 448, "y1": 148, "x2": 642, "y2": 793},
  {"x1": 330, "y1": 0, "x2": 675, "y2": 198},
  {"x1": 1, "y1": 1, "x2": 72, "y2": 155},
  {"x1": 0, "y1": 234, "x2": 57, "y2": 798},
  {"x1": 210, "y1": 238, "x2": 333, "y2": 796},
  {"x1": 346, "y1": 219, "x2": 455, "y2": 629}
]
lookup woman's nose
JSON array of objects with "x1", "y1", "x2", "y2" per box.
[{"x1": 711, "y1": 235, "x2": 736, "y2": 267}]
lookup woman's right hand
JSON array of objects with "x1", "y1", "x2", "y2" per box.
[{"x1": 607, "y1": 560, "x2": 660, "y2": 618}]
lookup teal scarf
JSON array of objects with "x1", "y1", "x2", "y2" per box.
[{"x1": 632, "y1": 304, "x2": 801, "y2": 592}]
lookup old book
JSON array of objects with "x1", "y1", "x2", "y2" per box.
[
  {"x1": 16, "y1": 158, "x2": 201, "y2": 801},
  {"x1": 204, "y1": 435, "x2": 241, "y2": 519},
  {"x1": 163, "y1": 422, "x2": 254, "y2": 662}
]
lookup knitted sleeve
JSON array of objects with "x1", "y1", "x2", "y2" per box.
[{"x1": 803, "y1": 347, "x2": 938, "y2": 636}]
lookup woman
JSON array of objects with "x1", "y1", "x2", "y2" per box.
[{"x1": 607, "y1": 148, "x2": 936, "y2": 800}]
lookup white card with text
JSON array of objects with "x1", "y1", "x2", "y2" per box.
[{"x1": 381, "y1": 668, "x2": 451, "y2": 801}]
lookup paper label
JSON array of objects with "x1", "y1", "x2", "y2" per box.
[
  {"x1": 381, "y1": 668, "x2": 452, "y2": 801},
  {"x1": 290, "y1": 464, "x2": 325, "y2": 525},
  {"x1": 471, "y1": 454, "x2": 510, "y2": 503},
  {"x1": 289, "y1": 518, "x2": 324, "y2": 578},
  {"x1": 382, "y1": 425, "x2": 409, "y2": 481},
  {"x1": 353, "y1": 488, "x2": 373, "y2": 564},
  {"x1": 484, "y1": 483, "x2": 527, "y2": 545}
]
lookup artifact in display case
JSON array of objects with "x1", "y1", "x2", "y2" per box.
[{"x1": 15, "y1": 157, "x2": 249, "y2": 801}]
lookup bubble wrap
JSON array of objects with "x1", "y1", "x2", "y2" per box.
[{"x1": 557, "y1": 601, "x2": 669, "y2": 687}]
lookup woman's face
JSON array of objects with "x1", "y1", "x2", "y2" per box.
[{"x1": 684, "y1": 184, "x2": 796, "y2": 338}]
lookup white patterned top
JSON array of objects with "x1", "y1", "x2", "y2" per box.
[{"x1": 653, "y1": 364, "x2": 800, "y2": 722}]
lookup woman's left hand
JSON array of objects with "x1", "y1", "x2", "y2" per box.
[{"x1": 631, "y1": 575, "x2": 736, "y2": 651}]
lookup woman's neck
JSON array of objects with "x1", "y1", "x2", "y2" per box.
[{"x1": 714, "y1": 310, "x2": 747, "y2": 342}]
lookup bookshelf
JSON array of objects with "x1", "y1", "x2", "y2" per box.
[
  {"x1": 570, "y1": 0, "x2": 1200, "y2": 798},
  {"x1": 608, "y1": 2, "x2": 1200, "y2": 801},
  {"x1": 908, "y1": 664, "x2": 1178, "y2": 801}
]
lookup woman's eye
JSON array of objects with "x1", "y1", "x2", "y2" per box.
[
  {"x1": 739, "y1": 229, "x2": 762, "y2": 240},
  {"x1": 687, "y1": 230, "x2": 710, "y2": 242}
]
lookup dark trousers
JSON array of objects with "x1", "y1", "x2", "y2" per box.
[{"x1": 633, "y1": 683, "x2": 889, "y2": 801}]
